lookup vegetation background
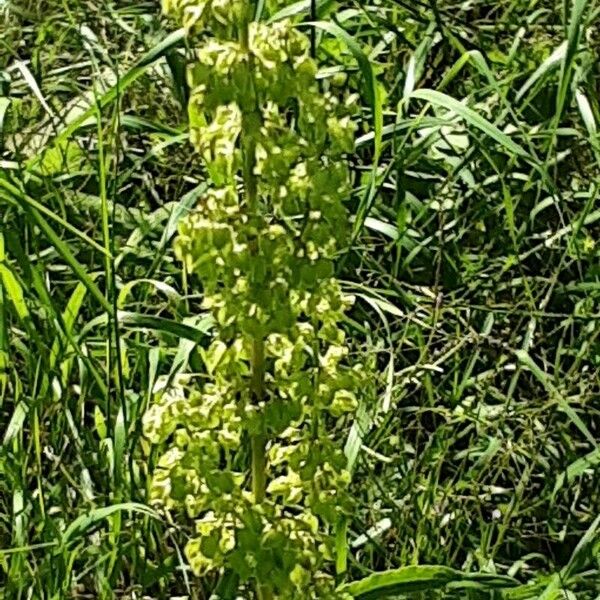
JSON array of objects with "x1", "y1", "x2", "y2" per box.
[{"x1": 0, "y1": 0, "x2": 598, "y2": 598}]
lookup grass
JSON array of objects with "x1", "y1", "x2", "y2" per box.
[{"x1": 0, "y1": 0, "x2": 599, "y2": 598}]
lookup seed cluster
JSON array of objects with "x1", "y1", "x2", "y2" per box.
[{"x1": 144, "y1": 0, "x2": 361, "y2": 596}]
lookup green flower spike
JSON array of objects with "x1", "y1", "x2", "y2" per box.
[{"x1": 144, "y1": 1, "x2": 361, "y2": 597}]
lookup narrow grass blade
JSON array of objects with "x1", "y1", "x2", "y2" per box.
[
  {"x1": 0, "y1": 264, "x2": 28, "y2": 321},
  {"x1": 410, "y1": 89, "x2": 530, "y2": 159},
  {"x1": 0, "y1": 178, "x2": 110, "y2": 257},
  {"x1": 553, "y1": 447, "x2": 600, "y2": 499},
  {"x1": 14, "y1": 61, "x2": 56, "y2": 119},
  {"x1": 62, "y1": 503, "x2": 158, "y2": 547},
  {"x1": 556, "y1": 0, "x2": 588, "y2": 120},
  {"x1": 80, "y1": 311, "x2": 213, "y2": 343},
  {"x1": 338, "y1": 565, "x2": 517, "y2": 598},
  {"x1": 21, "y1": 202, "x2": 112, "y2": 314},
  {"x1": 30, "y1": 28, "x2": 186, "y2": 161},
  {"x1": 269, "y1": 0, "x2": 335, "y2": 21},
  {"x1": 515, "y1": 350, "x2": 596, "y2": 447},
  {"x1": 515, "y1": 41, "x2": 566, "y2": 102}
]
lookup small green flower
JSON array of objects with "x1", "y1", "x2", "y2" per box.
[{"x1": 146, "y1": 0, "x2": 362, "y2": 597}]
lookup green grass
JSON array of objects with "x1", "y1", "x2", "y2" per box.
[{"x1": 0, "y1": 0, "x2": 599, "y2": 598}]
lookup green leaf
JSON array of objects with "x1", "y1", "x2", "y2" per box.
[
  {"x1": 0, "y1": 264, "x2": 28, "y2": 321},
  {"x1": 515, "y1": 350, "x2": 596, "y2": 447},
  {"x1": 339, "y1": 565, "x2": 518, "y2": 598},
  {"x1": 149, "y1": 182, "x2": 209, "y2": 275},
  {"x1": 80, "y1": 310, "x2": 214, "y2": 344},
  {"x1": 553, "y1": 446, "x2": 600, "y2": 499},
  {"x1": 556, "y1": 0, "x2": 589, "y2": 120},
  {"x1": 62, "y1": 503, "x2": 158, "y2": 547},
  {"x1": 0, "y1": 179, "x2": 108, "y2": 257},
  {"x1": 410, "y1": 89, "x2": 530, "y2": 159},
  {"x1": 516, "y1": 41, "x2": 566, "y2": 102},
  {"x1": 269, "y1": 0, "x2": 336, "y2": 22},
  {"x1": 29, "y1": 27, "x2": 187, "y2": 167}
]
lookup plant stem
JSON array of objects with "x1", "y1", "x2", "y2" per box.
[
  {"x1": 256, "y1": 583, "x2": 274, "y2": 600},
  {"x1": 250, "y1": 338, "x2": 267, "y2": 504},
  {"x1": 239, "y1": 8, "x2": 272, "y2": 598},
  {"x1": 251, "y1": 431, "x2": 267, "y2": 502}
]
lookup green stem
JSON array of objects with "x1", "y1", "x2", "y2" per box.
[
  {"x1": 250, "y1": 339, "x2": 266, "y2": 507},
  {"x1": 240, "y1": 11, "x2": 271, "y2": 599},
  {"x1": 256, "y1": 584, "x2": 274, "y2": 600},
  {"x1": 250, "y1": 337, "x2": 266, "y2": 502},
  {"x1": 251, "y1": 432, "x2": 267, "y2": 502},
  {"x1": 248, "y1": 261, "x2": 269, "y2": 600},
  {"x1": 240, "y1": 4, "x2": 265, "y2": 506}
]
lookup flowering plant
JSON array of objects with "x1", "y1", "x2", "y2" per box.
[{"x1": 144, "y1": 1, "x2": 362, "y2": 597}]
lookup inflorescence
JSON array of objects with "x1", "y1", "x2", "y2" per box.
[{"x1": 144, "y1": 1, "x2": 362, "y2": 597}]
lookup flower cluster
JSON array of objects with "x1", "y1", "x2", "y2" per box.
[{"x1": 145, "y1": 1, "x2": 361, "y2": 597}]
